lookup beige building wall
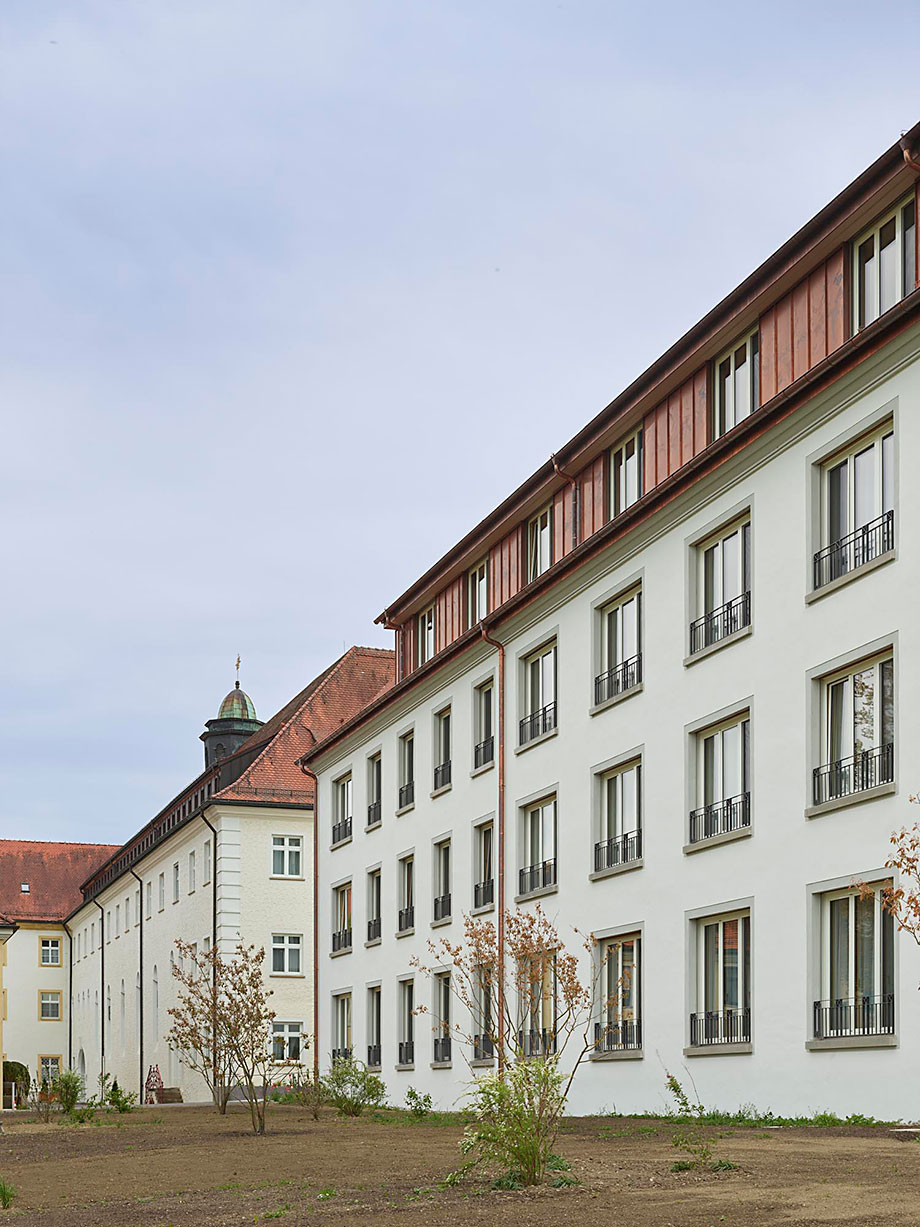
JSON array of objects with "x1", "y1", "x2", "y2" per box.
[{"x1": 3, "y1": 923, "x2": 70, "y2": 1085}]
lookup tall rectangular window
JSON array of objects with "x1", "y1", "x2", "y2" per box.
[
  {"x1": 433, "y1": 707, "x2": 451, "y2": 790},
  {"x1": 595, "y1": 760, "x2": 642, "y2": 871},
  {"x1": 520, "y1": 797, "x2": 557, "y2": 896},
  {"x1": 468, "y1": 560, "x2": 488, "y2": 625},
  {"x1": 596, "y1": 935, "x2": 641, "y2": 1052},
  {"x1": 474, "y1": 823, "x2": 494, "y2": 909},
  {"x1": 520, "y1": 641, "x2": 557, "y2": 745},
  {"x1": 332, "y1": 884, "x2": 353, "y2": 952},
  {"x1": 610, "y1": 429, "x2": 642, "y2": 518},
  {"x1": 691, "y1": 911, "x2": 751, "y2": 1047},
  {"x1": 527, "y1": 507, "x2": 552, "y2": 581},
  {"x1": 40, "y1": 938, "x2": 61, "y2": 967},
  {"x1": 158, "y1": 873, "x2": 165, "y2": 911},
  {"x1": 854, "y1": 196, "x2": 916, "y2": 330},
  {"x1": 689, "y1": 519, "x2": 751, "y2": 654},
  {"x1": 272, "y1": 835, "x2": 302, "y2": 877},
  {"x1": 398, "y1": 856, "x2": 415, "y2": 932},
  {"x1": 519, "y1": 954, "x2": 556, "y2": 1056},
  {"x1": 814, "y1": 884, "x2": 894, "y2": 1039},
  {"x1": 816, "y1": 425, "x2": 894, "y2": 588},
  {"x1": 367, "y1": 868, "x2": 382, "y2": 942},
  {"x1": 399, "y1": 980, "x2": 415, "y2": 1065},
  {"x1": 398, "y1": 731, "x2": 415, "y2": 809},
  {"x1": 714, "y1": 329, "x2": 759, "y2": 437},
  {"x1": 474, "y1": 967, "x2": 495, "y2": 1060},
  {"x1": 434, "y1": 972, "x2": 452, "y2": 1063},
  {"x1": 418, "y1": 606, "x2": 435, "y2": 665},
  {"x1": 690, "y1": 715, "x2": 751, "y2": 843},
  {"x1": 367, "y1": 753, "x2": 382, "y2": 827},
  {"x1": 815, "y1": 653, "x2": 894, "y2": 804},
  {"x1": 188, "y1": 850, "x2": 196, "y2": 894},
  {"x1": 596, "y1": 588, "x2": 641, "y2": 704},
  {"x1": 333, "y1": 774, "x2": 353, "y2": 844},
  {"x1": 367, "y1": 986, "x2": 382, "y2": 1067},
  {"x1": 272, "y1": 933, "x2": 302, "y2": 974},
  {"x1": 434, "y1": 838, "x2": 451, "y2": 921},
  {"x1": 272, "y1": 1021, "x2": 302, "y2": 1062},
  {"x1": 203, "y1": 839, "x2": 212, "y2": 884},
  {"x1": 474, "y1": 681, "x2": 494, "y2": 768},
  {"x1": 172, "y1": 862, "x2": 180, "y2": 903},
  {"x1": 145, "y1": 881, "x2": 152, "y2": 918}
]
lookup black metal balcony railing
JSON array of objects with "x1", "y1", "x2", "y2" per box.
[
  {"x1": 594, "y1": 830, "x2": 642, "y2": 872},
  {"x1": 398, "y1": 781, "x2": 415, "y2": 809},
  {"x1": 812, "y1": 743, "x2": 894, "y2": 806},
  {"x1": 519, "y1": 859, "x2": 557, "y2": 896},
  {"x1": 518, "y1": 1028, "x2": 557, "y2": 1057},
  {"x1": 689, "y1": 1008, "x2": 751, "y2": 1047},
  {"x1": 594, "y1": 1019, "x2": 642, "y2": 1053},
  {"x1": 398, "y1": 1040, "x2": 414, "y2": 1065},
  {"x1": 331, "y1": 927, "x2": 352, "y2": 953},
  {"x1": 594, "y1": 652, "x2": 642, "y2": 706},
  {"x1": 433, "y1": 893, "x2": 451, "y2": 921},
  {"x1": 367, "y1": 916, "x2": 381, "y2": 942},
  {"x1": 474, "y1": 736, "x2": 495, "y2": 769},
  {"x1": 814, "y1": 509, "x2": 894, "y2": 590},
  {"x1": 331, "y1": 1047, "x2": 352, "y2": 1063},
  {"x1": 433, "y1": 761, "x2": 452, "y2": 791},
  {"x1": 688, "y1": 793, "x2": 751, "y2": 844},
  {"x1": 473, "y1": 1034, "x2": 495, "y2": 1061},
  {"x1": 689, "y1": 591, "x2": 752, "y2": 655},
  {"x1": 398, "y1": 905, "x2": 415, "y2": 932},
  {"x1": 813, "y1": 993, "x2": 894, "y2": 1039},
  {"x1": 519, "y1": 701, "x2": 557, "y2": 746},
  {"x1": 366, "y1": 1043, "x2": 381, "y2": 1067},
  {"x1": 367, "y1": 800, "x2": 381, "y2": 827},
  {"x1": 474, "y1": 878, "x2": 494, "y2": 909},
  {"x1": 331, "y1": 817, "x2": 352, "y2": 844},
  {"x1": 433, "y1": 1037, "x2": 452, "y2": 1063}
]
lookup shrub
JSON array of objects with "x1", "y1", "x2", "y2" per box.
[
  {"x1": 456, "y1": 1058, "x2": 566, "y2": 1187},
  {"x1": 53, "y1": 1069, "x2": 84, "y2": 1116},
  {"x1": 665, "y1": 1072, "x2": 713, "y2": 1168},
  {"x1": 0, "y1": 1177, "x2": 16, "y2": 1209},
  {"x1": 106, "y1": 1081, "x2": 138, "y2": 1114},
  {"x1": 322, "y1": 1058, "x2": 386, "y2": 1117},
  {"x1": 405, "y1": 1088, "x2": 432, "y2": 1120}
]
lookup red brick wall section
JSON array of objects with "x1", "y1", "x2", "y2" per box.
[{"x1": 760, "y1": 247, "x2": 846, "y2": 402}]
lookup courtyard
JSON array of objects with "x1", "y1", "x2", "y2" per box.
[{"x1": 0, "y1": 1104, "x2": 918, "y2": 1225}]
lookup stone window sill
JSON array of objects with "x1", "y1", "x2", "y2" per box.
[
  {"x1": 364, "y1": 937, "x2": 382, "y2": 949},
  {"x1": 470, "y1": 760, "x2": 495, "y2": 778},
  {"x1": 330, "y1": 836, "x2": 352, "y2": 851},
  {"x1": 395, "y1": 1063, "x2": 414, "y2": 1072},
  {"x1": 470, "y1": 901, "x2": 495, "y2": 917},
  {"x1": 395, "y1": 802, "x2": 415, "y2": 818},
  {"x1": 589, "y1": 682, "x2": 644, "y2": 718},
  {"x1": 805, "y1": 781, "x2": 896, "y2": 820},
  {"x1": 805, "y1": 549, "x2": 895, "y2": 604},
  {"x1": 683, "y1": 623, "x2": 752, "y2": 668},
  {"x1": 589, "y1": 1048, "x2": 643, "y2": 1062},
  {"x1": 589, "y1": 858, "x2": 643, "y2": 882},
  {"x1": 430, "y1": 784, "x2": 452, "y2": 800},
  {"x1": 683, "y1": 1042, "x2": 752, "y2": 1057},
  {"x1": 329, "y1": 947, "x2": 352, "y2": 959},
  {"x1": 431, "y1": 916, "x2": 452, "y2": 929},
  {"x1": 514, "y1": 726, "x2": 558, "y2": 756},
  {"x1": 683, "y1": 827, "x2": 752, "y2": 856},
  {"x1": 514, "y1": 884, "x2": 558, "y2": 905},
  {"x1": 395, "y1": 927, "x2": 415, "y2": 939},
  {"x1": 806, "y1": 1034, "x2": 898, "y2": 1051}
]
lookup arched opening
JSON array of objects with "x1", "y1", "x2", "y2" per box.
[{"x1": 77, "y1": 1049, "x2": 86, "y2": 1081}]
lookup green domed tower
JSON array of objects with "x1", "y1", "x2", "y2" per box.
[{"x1": 200, "y1": 679, "x2": 263, "y2": 768}]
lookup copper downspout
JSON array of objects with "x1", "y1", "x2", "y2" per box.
[
  {"x1": 479, "y1": 621, "x2": 506, "y2": 1075},
  {"x1": 551, "y1": 453, "x2": 579, "y2": 550},
  {"x1": 900, "y1": 135, "x2": 920, "y2": 175},
  {"x1": 298, "y1": 759, "x2": 320, "y2": 1085}
]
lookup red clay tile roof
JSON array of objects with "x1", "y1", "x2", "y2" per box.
[
  {"x1": 215, "y1": 646, "x2": 395, "y2": 805},
  {"x1": 0, "y1": 841, "x2": 120, "y2": 923}
]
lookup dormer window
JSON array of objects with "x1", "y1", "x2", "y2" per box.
[
  {"x1": 20, "y1": 883, "x2": 29, "y2": 893},
  {"x1": 418, "y1": 607, "x2": 435, "y2": 665},
  {"x1": 854, "y1": 196, "x2": 916, "y2": 331},
  {"x1": 713, "y1": 329, "x2": 759, "y2": 438}
]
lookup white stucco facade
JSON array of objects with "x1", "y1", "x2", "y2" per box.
[
  {"x1": 313, "y1": 324, "x2": 920, "y2": 1119},
  {"x1": 2, "y1": 923, "x2": 70, "y2": 1087}
]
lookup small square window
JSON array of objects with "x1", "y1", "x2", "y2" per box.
[{"x1": 272, "y1": 835, "x2": 302, "y2": 877}]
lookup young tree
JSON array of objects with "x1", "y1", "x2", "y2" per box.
[
  {"x1": 167, "y1": 940, "x2": 238, "y2": 1113},
  {"x1": 861, "y1": 815, "x2": 920, "y2": 948},
  {"x1": 414, "y1": 905, "x2": 619, "y2": 1185}
]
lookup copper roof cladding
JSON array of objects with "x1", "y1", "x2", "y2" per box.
[
  {"x1": 378, "y1": 121, "x2": 920, "y2": 624},
  {"x1": 74, "y1": 646, "x2": 395, "y2": 905},
  {"x1": 0, "y1": 840, "x2": 120, "y2": 923}
]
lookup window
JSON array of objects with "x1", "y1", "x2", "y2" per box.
[
  {"x1": 519, "y1": 954, "x2": 556, "y2": 1056},
  {"x1": 690, "y1": 520, "x2": 751, "y2": 654},
  {"x1": 596, "y1": 936, "x2": 641, "y2": 1053},
  {"x1": 433, "y1": 972, "x2": 452, "y2": 1062},
  {"x1": 474, "y1": 681, "x2": 494, "y2": 768},
  {"x1": 468, "y1": 560, "x2": 488, "y2": 625},
  {"x1": 690, "y1": 714, "x2": 751, "y2": 843},
  {"x1": 106, "y1": 911, "x2": 112, "y2": 942},
  {"x1": 433, "y1": 707, "x2": 451, "y2": 791},
  {"x1": 333, "y1": 774, "x2": 353, "y2": 844},
  {"x1": 367, "y1": 754, "x2": 382, "y2": 827},
  {"x1": 115, "y1": 904, "x2": 121, "y2": 936},
  {"x1": 40, "y1": 938, "x2": 61, "y2": 967},
  {"x1": 172, "y1": 862, "x2": 180, "y2": 903},
  {"x1": 367, "y1": 869, "x2": 382, "y2": 942},
  {"x1": 527, "y1": 507, "x2": 552, "y2": 581},
  {"x1": 272, "y1": 835, "x2": 302, "y2": 877},
  {"x1": 367, "y1": 986, "x2": 382, "y2": 1067},
  {"x1": 125, "y1": 896, "x2": 131, "y2": 930},
  {"x1": 595, "y1": 587, "x2": 641, "y2": 705},
  {"x1": 332, "y1": 883, "x2": 352, "y2": 952},
  {"x1": 399, "y1": 980, "x2": 415, "y2": 1064},
  {"x1": 90, "y1": 921, "x2": 95, "y2": 953},
  {"x1": 158, "y1": 872, "x2": 165, "y2": 911},
  {"x1": 398, "y1": 731, "x2": 415, "y2": 809},
  {"x1": 333, "y1": 993, "x2": 352, "y2": 1061},
  {"x1": 714, "y1": 329, "x2": 759, "y2": 437},
  {"x1": 135, "y1": 888, "x2": 140, "y2": 925},
  {"x1": 188, "y1": 850, "x2": 196, "y2": 893},
  {"x1": 815, "y1": 652, "x2": 894, "y2": 805},
  {"x1": 398, "y1": 856, "x2": 415, "y2": 932},
  {"x1": 814, "y1": 884, "x2": 894, "y2": 1040},
  {"x1": 272, "y1": 1021, "x2": 302, "y2": 1062},
  {"x1": 815, "y1": 426, "x2": 894, "y2": 589},
  {"x1": 434, "y1": 838, "x2": 451, "y2": 921},
  {"x1": 854, "y1": 195, "x2": 916, "y2": 331},
  {"x1": 203, "y1": 839, "x2": 212, "y2": 885},
  {"x1": 473, "y1": 967, "x2": 495, "y2": 1060},
  {"x1": 610, "y1": 429, "x2": 642, "y2": 517},
  {"x1": 272, "y1": 933, "x2": 302, "y2": 975},
  {"x1": 691, "y1": 911, "x2": 751, "y2": 1047},
  {"x1": 474, "y1": 823, "x2": 494, "y2": 909},
  {"x1": 520, "y1": 797, "x2": 556, "y2": 896},
  {"x1": 39, "y1": 990, "x2": 62, "y2": 1021},
  {"x1": 520, "y1": 641, "x2": 556, "y2": 745},
  {"x1": 418, "y1": 606, "x2": 435, "y2": 665},
  {"x1": 38, "y1": 1056, "x2": 60, "y2": 1084},
  {"x1": 595, "y1": 760, "x2": 642, "y2": 871}
]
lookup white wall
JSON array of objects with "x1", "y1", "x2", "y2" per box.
[
  {"x1": 3, "y1": 924, "x2": 69, "y2": 1084},
  {"x1": 315, "y1": 325, "x2": 920, "y2": 1119}
]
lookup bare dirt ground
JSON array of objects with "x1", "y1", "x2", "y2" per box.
[{"x1": 2, "y1": 1104, "x2": 919, "y2": 1225}]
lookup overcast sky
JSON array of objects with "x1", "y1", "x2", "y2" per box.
[{"x1": 1, "y1": 1, "x2": 916, "y2": 845}]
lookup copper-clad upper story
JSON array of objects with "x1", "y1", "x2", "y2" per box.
[{"x1": 374, "y1": 123, "x2": 920, "y2": 685}]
